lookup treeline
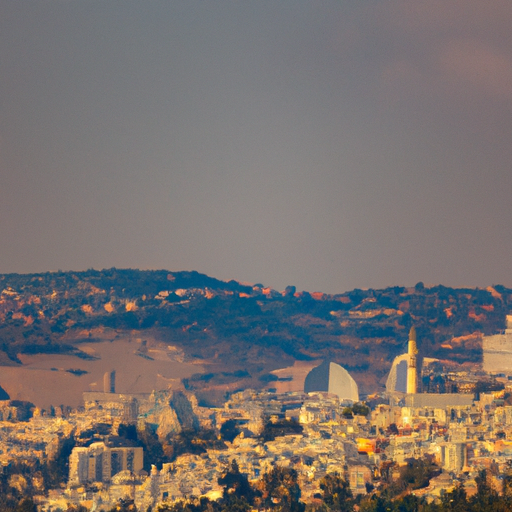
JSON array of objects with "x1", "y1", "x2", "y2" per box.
[
  {"x1": 358, "y1": 467, "x2": 512, "y2": 512},
  {"x1": 159, "y1": 461, "x2": 306, "y2": 512},
  {"x1": 0, "y1": 436, "x2": 76, "y2": 512},
  {"x1": 4, "y1": 460, "x2": 512, "y2": 512},
  {"x1": 157, "y1": 465, "x2": 512, "y2": 512}
]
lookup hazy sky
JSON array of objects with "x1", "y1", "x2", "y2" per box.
[{"x1": 1, "y1": 1, "x2": 512, "y2": 293}]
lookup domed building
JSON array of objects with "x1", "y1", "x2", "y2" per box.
[
  {"x1": 304, "y1": 361, "x2": 359, "y2": 402},
  {"x1": 385, "y1": 354, "x2": 409, "y2": 393}
]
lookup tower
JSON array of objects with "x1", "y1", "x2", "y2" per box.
[
  {"x1": 407, "y1": 327, "x2": 418, "y2": 394},
  {"x1": 103, "y1": 370, "x2": 116, "y2": 394}
]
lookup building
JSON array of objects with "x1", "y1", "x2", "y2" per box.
[
  {"x1": 104, "y1": 370, "x2": 116, "y2": 394},
  {"x1": 68, "y1": 442, "x2": 143, "y2": 487},
  {"x1": 386, "y1": 354, "x2": 409, "y2": 394},
  {"x1": 304, "y1": 361, "x2": 359, "y2": 402},
  {"x1": 82, "y1": 392, "x2": 149, "y2": 423},
  {"x1": 483, "y1": 315, "x2": 512, "y2": 374},
  {"x1": 386, "y1": 327, "x2": 418, "y2": 394},
  {"x1": 442, "y1": 442, "x2": 467, "y2": 472},
  {"x1": 404, "y1": 393, "x2": 473, "y2": 408},
  {"x1": 407, "y1": 327, "x2": 418, "y2": 394},
  {"x1": 348, "y1": 465, "x2": 372, "y2": 495}
]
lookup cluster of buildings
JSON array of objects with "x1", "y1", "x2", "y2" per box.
[
  {"x1": 37, "y1": 381, "x2": 512, "y2": 510},
  {"x1": 68, "y1": 442, "x2": 144, "y2": 488},
  {"x1": 0, "y1": 409, "x2": 72, "y2": 465},
  {"x1": 4, "y1": 320, "x2": 512, "y2": 510}
]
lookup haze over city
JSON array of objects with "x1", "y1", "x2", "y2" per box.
[{"x1": 1, "y1": 1, "x2": 512, "y2": 293}]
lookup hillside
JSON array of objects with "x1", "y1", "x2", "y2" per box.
[{"x1": 0, "y1": 269, "x2": 510, "y2": 403}]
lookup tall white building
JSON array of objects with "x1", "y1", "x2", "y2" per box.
[
  {"x1": 68, "y1": 442, "x2": 143, "y2": 487},
  {"x1": 442, "y1": 442, "x2": 467, "y2": 472},
  {"x1": 407, "y1": 327, "x2": 418, "y2": 394},
  {"x1": 387, "y1": 327, "x2": 418, "y2": 394}
]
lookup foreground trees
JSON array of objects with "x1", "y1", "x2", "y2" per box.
[
  {"x1": 319, "y1": 472, "x2": 353, "y2": 512},
  {"x1": 157, "y1": 466, "x2": 512, "y2": 512},
  {"x1": 6, "y1": 457, "x2": 512, "y2": 512},
  {"x1": 256, "y1": 466, "x2": 304, "y2": 512}
]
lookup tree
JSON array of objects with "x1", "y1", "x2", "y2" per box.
[
  {"x1": 220, "y1": 420, "x2": 240, "y2": 442},
  {"x1": 341, "y1": 408, "x2": 353, "y2": 419},
  {"x1": 118, "y1": 424, "x2": 138, "y2": 442},
  {"x1": 137, "y1": 425, "x2": 165, "y2": 471},
  {"x1": 319, "y1": 473, "x2": 353, "y2": 512},
  {"x1": 391, "y1": 494, "x2": 426, "y2": 512},
  {"x1": 351, "y1": 403, "x2": 370, "y2": 417},
  {"x1": 109, "y1": 498, "x2": 137, "y2": 512},
  {"x1": 358, "y1": 495, "x2": 389, "y2": 512},
  {"x1": 15, "y1": 498, "x2": 37, "y2": 512},
  {"x1": 471, "y1": 469, "x2": 498, "y2": 512},
  {"x1": 398, "y1": 458, "x2": 437, "y2": 490},
  {"x1": 43, "y1": 436, "x2": 76, "y2": 490},
  {"x1": 387, "y1": 423, "x2": 399, "y2": 435},
  {"x1": 157, "y1": 501, "x2": 194, "y2": 512},
  {"x1": 440, "y1": 482, "x2": 468, "y2": 512},
  {"x1": 502, "y1": 460, "x2": 512, "y2": 503},
  {"x1": 260, "y1": 418, "x2": 303, "y2": 442},
  {"x1": 218, "y1": 460, "x2": 255, "y2": 505},
  {"x1": 66, "y1": 504, "x2": 88, "y2": 512},
  {"x1": 167, "y1": 428, "x2": 226, "y2": 461},
  {"x1": 257, "y1": 467, "x2": 304, "y2": 512}
]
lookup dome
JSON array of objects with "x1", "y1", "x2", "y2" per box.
[{"x1": 304, "y1": 361, "x2": 359, "y2": 402}]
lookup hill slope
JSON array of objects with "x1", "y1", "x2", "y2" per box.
[{"x1": 0, "y1": 269, "x2": 510, "y2": 401}]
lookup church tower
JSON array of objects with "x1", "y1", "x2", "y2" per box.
[{"x1": 407, "y1": 327, "x2": 418, "y2": 394}]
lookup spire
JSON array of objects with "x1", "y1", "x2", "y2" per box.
[
  {"x1": 407, "y1": 326, "x2": 418, "y2": 394},
  {"x1": 408, "y1": 327, "x2": 418, "y2": 356}
]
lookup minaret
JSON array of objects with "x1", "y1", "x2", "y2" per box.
[
  {"x1": 103, "y1": 370, "x2": 116, "y2": 394},
  {"x1": 407, "y1": 327, "x2": 418, "y2": 394}
]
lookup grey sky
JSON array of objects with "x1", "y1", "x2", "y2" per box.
[{"x1": 1, "y1": 1, "x2": 511, "y2": 293}]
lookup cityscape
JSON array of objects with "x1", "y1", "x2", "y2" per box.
[
  {"x1": 2, "y1": 2, "x2": 512, "y2": 511},
  {"x1": 3, "y1": 305, "x2": 512, "y2": 511}
]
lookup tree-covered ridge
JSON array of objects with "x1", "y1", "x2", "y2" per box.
[{"x1": 0, "y1": 269, "x2": 511, "y2": 392}]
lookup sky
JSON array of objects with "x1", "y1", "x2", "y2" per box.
[{"x1": 1, "y1": 1, "x2": 512, "y2": 294}]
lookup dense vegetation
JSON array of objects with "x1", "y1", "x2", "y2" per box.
[
  {"x1": 0, "y1": 437, "x2": 75, "y2": 512},
  {"x1": 260, "y1": 417, "x2": 304, "y2": 442},
  {"x1": 147, "y1": 463, "x2": 512, "y2": 512},
  {"x1": 117, "y1": 464, "x2": 512, "y2": 512}
]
